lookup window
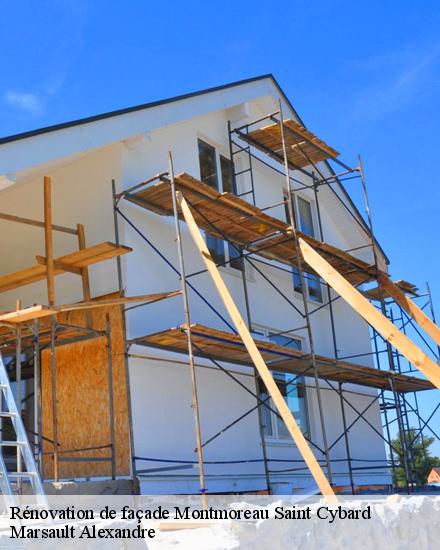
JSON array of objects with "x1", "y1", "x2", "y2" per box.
[
  {"x1": 198, "y1": 140, "x2": 218, "y2": 189},
  {"x1": 284, "y1": 191, "x2": 323, "y2": 302},
  {"x1": 297, "y1": 196, "x2": 314, "y2": 237},
  {"x1": 257, "y1": 332, "x2": 309, "y2": 440},
  {"x1": 198, "y1": 139, "x2": 243, "y2": 270},
  {"x1": 220, "y1": 155, "x2": 236, "y2": 194}
]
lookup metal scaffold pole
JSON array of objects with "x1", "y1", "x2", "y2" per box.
[
  {"x1": 313, "y1": 172, "x2": 355, "y2": 493},
  {"x1": 168, "y1": 151, "x2": 207, "y2": 508},
  {"x1": 357, "y1": 155, "x2": 412, "y2": 492},
  {"x1": 426, "y1": 282, "x2": 440, "y2": 360},
  {"x1": 278, "y1": 99, "x2": 333, "y2": 485}
]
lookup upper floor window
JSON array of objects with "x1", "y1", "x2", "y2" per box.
[
  {"x1": 297, "y1": 196, "x2": 315, "y2": 237},
  {"x1": 284, "y1": 191, "x2": 323, "y2": 302},
  {"x1": 257, "y1": 332, "x2": 309, "y2": 440},
  {"x1": 198, "y1": 139, "x2": 242, "y2": 270}
]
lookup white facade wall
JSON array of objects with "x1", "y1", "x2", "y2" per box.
[{"x1": 0, "y1": 88, "x2": 389, "y2": 494}]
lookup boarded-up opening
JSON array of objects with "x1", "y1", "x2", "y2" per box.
[{"x1": 41, "y1": 295, "x2": 131, "y2": 479}]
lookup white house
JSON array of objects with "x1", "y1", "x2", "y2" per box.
[{"x1": 0, "y1": 74, "x2": 428, "y2": 496}]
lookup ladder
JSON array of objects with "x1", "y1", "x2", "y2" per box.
[{"x1": 0, "y1": 352, "x2": 46, "y2": 507}]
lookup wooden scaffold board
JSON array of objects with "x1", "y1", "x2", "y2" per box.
[
  {"x1": 176, "y1": 190, "x2": 336, "y2": 501},
  {"x1": 133, "y1": 323, "x2": 433, "y2": 393},
  {"x1": 0, "y1": 242, "x2": 132, "y2": 294},
  {"x1": 240, "y1": 118, "x2": 340, "y2": 169},
  {"x1": 298, "y1": 238, "x2": 440, "y2": 390},
  {"x1": 126, "y1": 173, "x2": 380, "y2": 285}
]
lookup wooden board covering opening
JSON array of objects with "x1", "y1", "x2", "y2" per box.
[{"x1": 41, "y1": 295, "x2": 130, "y2": 479}]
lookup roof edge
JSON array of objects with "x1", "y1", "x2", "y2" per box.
[{"x1": 0, "y1": 74, "x2": 275, "y2": 146}]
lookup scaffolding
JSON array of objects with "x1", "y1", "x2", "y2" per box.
[
  {"x1": 0, "y1": 177, "x2": 179, "y2": 491},
  {"x1": 0, "y1": 104, "x2": 438, "y2": 497},
  {"x1": 113, "y1": 104, "x2": 440, "y2": 495}
]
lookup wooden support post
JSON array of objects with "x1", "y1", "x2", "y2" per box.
[
  {"x1": 77, "y1": 224, "x2": 91, "y2": 301},
  {"x1": 43, "y1": 176, "x2": 56, "y2": 306},
  {"x1": 169, "y1": 154, "x2": 208, "y2": 508},
  {"x1": 177, "y1": 192, "x2": 336, "y2": 501},
  {"x1": 105, "y1": 314, "x2": 116, "y2": 480},
  {"x1": 299, "y1": 238, "x2": 440, "y2": 389},
  {"x1": 77, "y1": 223, "x2": 92, "y2": 327},
  {"x1": 44, "y1": 176, "x2": 59, "y2": 480},
  {"x1": 378, "y1": 274, "x2": 440, "y2": 347}
]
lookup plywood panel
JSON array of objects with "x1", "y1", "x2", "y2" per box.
[{"x1": 41, "y1": 295, "x2": 130, "y2": 479}]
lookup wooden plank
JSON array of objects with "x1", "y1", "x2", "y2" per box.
[
  {"x1": 135, "y1": 323, "x2": 434, "y2": 393},
  {"x1": 0, "y1": 211, "x2": 78, "y2": 235},
  {"x1": 177, "y1": 192, "x2": 336, "y2": 501},
  {"x1": 244, "y1": 119, "x2": 339, "y2": 169},
  {"x1": 378, "y1": 273, "x2": 440, "y2": 347},
  {"x1": 299, "y1": 238, "x2": 440, "y2": 389},
  {"x1": 0, "y1": 293, "x2": 179, "y2": 325},
  {"x1": 362, "y1": 279, "x2": 418, "y2": 301},
  {"x1": 44, "y1": 176, "x2": 56, "y2": 306},
  {"x1": 77, "y1": 224, "x2": 92, "y2": 301},
  {"x1": 35, "y1": 255, "x2": 83, "y2": 275},
  {"x1": 128, "y1": 173, "x2": 379, "y2": 285},
  {"x1": 0, "y1": 242, "x2": 132, "y2": 294},
  {"x1": 0, "y1": 305, "x2": 57, "y2": 324},
  {"x1": 56, "y1": 291, "x2": 181, "y2": 312}
]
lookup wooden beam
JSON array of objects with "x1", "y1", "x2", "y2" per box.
[
  {"x1": 0, "y1": 211, "x2": 78, "y2": 235},
  {"x1": 0, "y1": 293, "x2": 180, "y2": 324},
  {"x1": 56, "y1": 292, "x2": 181, "y2": 312},
  {"x1": 0, "y1": 305, "x2": 57, "y2": 324},
  {"x1": 0, "y1": 242, "x2": 132, "y2": 295},
  {"x1": 43, "y1": 176, "x2": 55, "y2": 306},
  {"x1": 35, "y1": 256, "x2": 82, "y2": 276},
  {"x1": 177, "y1": 192, "x2": 336, "y2": 501},
  {"x1": 378, "y1": 273, "x2": 440, "y2": 347},
  {"x1": 77, "y1": 223, "x2": 92, "y2": 326},
  {"x1": 299, "y1": 238, "x2": 440, "y2": 389},
  {"x1": 76, "y1": 224, "x2": 92, "y2": 301}
]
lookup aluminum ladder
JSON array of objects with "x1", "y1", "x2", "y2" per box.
[{"x1": 0, "y1": 352, "x2": 46, "y2": 507}]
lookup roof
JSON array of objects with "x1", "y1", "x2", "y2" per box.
[
  {"x1": 0, "y1": 73, "x2": 386, "y2": 262},
  {"x1": 0, "y1": 74, "x2": 277, "y2": 146}
]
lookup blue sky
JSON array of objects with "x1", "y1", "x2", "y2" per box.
[{"x1": 1, "y1": 1, "x2": 439, "y2": 454}]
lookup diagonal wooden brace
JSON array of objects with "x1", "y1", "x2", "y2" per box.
[
  {"x1": 377, "y1": 273, "x2": 440, "y2": 347},
  {"x1": 299, "y1": 238, "x2": 440, "y2": 389},
  {"x1": 177, "y1": 191, "x2": 336, "y2": 501}
]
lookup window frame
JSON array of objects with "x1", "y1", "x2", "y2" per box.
[
  {"x1": 197, "y1": 137, "x2": 243, "y2": 272},
  {"x1": 283, "y1": 190, "x2": 324, "y2": 303},
  {"x1": 253, "y1": 327, "x2": 310, "y2": 442}
]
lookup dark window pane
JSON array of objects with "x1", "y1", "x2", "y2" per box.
[
  {"x1": 198, "y1": 139, "x2": 218, "y2": 189},
  {"x1": 220, "y1": 155, "x2": 236, "y2": 194},
  {"x1": 307, "y1": 273, "x2": 323, "y2": 302},
  {"x1": 274, "y1": 374, "x2": 309, "y2": 439},
  {"x1": 298, "y1": 196, "x2": 314, "y2": 237},
  {"x1": 198, "y1": 139, "x2": 224, "y2": 259},
  {"x1": 292, "y1": 267, "x2": 302, "y2": 293},
  {"x1": 207, "y1": 234, "x2": 225, "y2": 264},
  {"x1": 258, "y1": 379, "x2": 273, "y2": 437},
  {"x1": 228, "y1": 242, "x2": 243, "y2": 271},
  {"x1": 283, "y1": 192, "x2": 291, "y2": 224},
  {"x1": 269, "y1": 333, "x2": 302, "y2": 351}
]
